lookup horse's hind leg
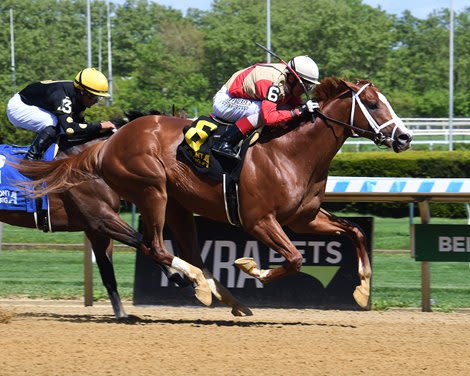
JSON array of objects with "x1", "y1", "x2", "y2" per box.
[
  {"x1": 165, "y1": 198, "x2": 252, "y2": 316},
  {"x1": 288, "y1": 208, "x2": 371, "y2": 309},
  {"x1": 101, "y1": 147, "x2": 210, "y2": 306},
  {"x1": 86, "y1": 231, "x2": 127, "y2": 319},
  {"x1": 133, "y1": 184, "x2": 211, "y2": 307}
]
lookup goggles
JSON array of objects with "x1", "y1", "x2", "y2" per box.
[
  {"x1": 84, "y1": 91, "x2": 103, "y2": 103},
  {"x1": 302, "y1": 80, "x2": 316, "y2": 92}
]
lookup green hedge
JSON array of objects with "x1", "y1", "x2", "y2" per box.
[{"x1": 324, "y1": 150, "x2": 470, "y2": 218}]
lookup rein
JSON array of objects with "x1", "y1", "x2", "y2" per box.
[
  {"x1": 314, "y1": 83, "x2": 396, "y2": 146},
  {"x1": 315, "y1": 108, "x2": 382, "y2": 143}
]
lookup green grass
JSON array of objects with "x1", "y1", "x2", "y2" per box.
[
  {"x1": 338, "y1": 214, "x2": 465, "y2": 250},
  {"x1": 372, "y1": 254, "x2": 470, "y2": 310},
  {"x1": 0, "y1": 250, "x2": 135, "y2": 300}
]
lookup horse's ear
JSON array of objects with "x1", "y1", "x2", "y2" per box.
[
  {"x1": 341, "y1": 80, "x2": 359, "y2": 91},
  {"x1": 339, "y1": 79, "x2": 354, "y2": 91}
]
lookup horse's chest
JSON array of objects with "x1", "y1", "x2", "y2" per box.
[{"x1": 298, "y1": 195, "x2": 322, "y2": 214}]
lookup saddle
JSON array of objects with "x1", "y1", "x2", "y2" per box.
[
  {"x1": 0, "y1": 143, "x2": 58, "y2": 231},
  {"x1": 177, "y1": 115, "x2": 258, "y2": 226}
]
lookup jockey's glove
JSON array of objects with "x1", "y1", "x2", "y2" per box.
[
  {"x1": 292, "y1": 100, "x2": 320, "y2": 118},
  {"x1": 304, "y1": 100, "x2": 320, "y2": 113}
]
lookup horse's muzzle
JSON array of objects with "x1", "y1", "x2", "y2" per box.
[{"x1": 392, "y1": 132, "x2": 412, "y2": 153}]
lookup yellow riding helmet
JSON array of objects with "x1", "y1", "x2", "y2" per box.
[{"x1": 74, "y1": 67, "x2": 110, "y2": 97}]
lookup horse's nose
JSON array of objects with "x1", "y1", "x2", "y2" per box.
[
  {"x1": 393, "y1": 132, "x2": 412, "y2": 152},
  {"x1": 398, "y1": 132, "x2": 412, "y2": 144}
]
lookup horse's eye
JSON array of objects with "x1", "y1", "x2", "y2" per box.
[{"x1": 369, "y1": 102, "x2": 378, "y2": 110}]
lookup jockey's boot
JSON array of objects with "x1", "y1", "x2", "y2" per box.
[
  {"x1": 212, "y1": 125, "x2": 244, "y2": 160},
  {"x1": 25, "y1": 127, "x2": 58, "y2": 161}
]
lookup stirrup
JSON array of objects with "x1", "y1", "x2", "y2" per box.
[
  {"x1": 212, "y1": 144, "x2": 240, "y2": 160},
  {"x1": 24, "y1": 151, "x2": 41, "y2": 161}
]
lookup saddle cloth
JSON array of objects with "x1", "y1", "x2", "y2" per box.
[
  {"x1": 0, "y1": 144, "x2": 56, "y2": 213},
  {"x1": 177, "y1": 115, "x2": 256, "y2": 226},
  {"x1": 177, "y1": 115, "x2": 251, "y2": 182}
]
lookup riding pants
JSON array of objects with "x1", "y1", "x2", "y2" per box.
[
  {"x1": 7, "y1": 93, "x2": 58, "y2": 133},
  {"x1": 212, "y1": 86, "x2": 262, "y2": 135}
]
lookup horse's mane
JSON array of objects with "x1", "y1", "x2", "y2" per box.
[
  {"x1": 314, "y1": 77, "x2": 376, "y2": 103},
  {"x1": 314, "y1": 77, "x2": 348, "y2": 102},
  {"x1": 111, "y1": 109, "x2": 164, "y2": 128}
]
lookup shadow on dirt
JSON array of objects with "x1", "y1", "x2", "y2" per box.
[{"x1": 18, "y1": 312, "x2": 357, "y2": 328}]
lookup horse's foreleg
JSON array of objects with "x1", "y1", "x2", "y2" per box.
[
  {"x1": 288, "y1": 208, "x2": 371, "y2": 309},
  {"x1": 136, "y1": 186, "x2": 211, "y2": 307},
  {"x1": 86, "y1": 232, "x2": 127, "y2": 319},
  {"x1": 165, "y1": 198, "x2": 251, "y2": 316},
  {"x1": 203, "y1": 269, "x2": 253, "y2": 316},
  {"x1": 236, "y1": 215, "x2": 303, "y2": 283}
]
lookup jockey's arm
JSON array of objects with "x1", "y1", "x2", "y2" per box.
[
  {"x1": 55, "y1": 113, "x2": 103, "y2": 138},
  {"x1": 49, "y1": 90, "x2": 104, "y2": 138},
  {"x1": 260, "y1": 100, "x2": 297, "y2": 126},
  {"x1": 257, "y1": 81, "x2": 304, "y2": 127}
]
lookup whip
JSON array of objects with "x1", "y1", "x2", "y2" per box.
[{"x1": 255, "y1": 42, "x2": 310, "y2": 96}]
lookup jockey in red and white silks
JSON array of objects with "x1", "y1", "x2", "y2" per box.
[{"x1": 212, "y1": 56, "x2": 320, "y2": 159}]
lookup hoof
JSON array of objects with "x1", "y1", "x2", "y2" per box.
[
  {"x1": 234, "y1": 257, "x2": 257, "y2": 274},
  {"x1": 115, "y1": 312, "x2": 128, "y2": 320},
  {"x1": 194, "y1": 278, "x2": 212, "y2": 306},
  {"x1": 353, "y1": 279, "x2": 370, "y2": 309},
  {"x1": 353, "y1": 289, "x2": 369, "y2": 308},
  {"x1": 117, "y1": 314, "x2": 141, "y2": 324},
  {"x1": 231, "y1": 305, "x2": 254, "y2": 317}
]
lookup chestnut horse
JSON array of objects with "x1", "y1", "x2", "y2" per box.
[{"x1": 19, "y1": 77, "x2": 412, "y2": 309}]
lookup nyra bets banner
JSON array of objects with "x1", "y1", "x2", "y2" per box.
[
  {"x1": 414, "y1": 224, "x2": 470, "y2": 262},
  {"x1": 133, "y1": 217, "x2": 373, "y2": 310}
]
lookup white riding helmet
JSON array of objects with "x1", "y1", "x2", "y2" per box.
[{"x1": 287, "y1": 55, "x2": 320, "y2": 85}]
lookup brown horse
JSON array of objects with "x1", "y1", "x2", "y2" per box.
[{"x1": 19, "y1": 77, "x2": 412, "y2": 309}]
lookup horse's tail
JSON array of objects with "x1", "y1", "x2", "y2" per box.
[{"x1": 17, "y1": 141, "x2": 105, "y2": 197}]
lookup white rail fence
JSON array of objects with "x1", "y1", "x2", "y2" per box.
[{"x1": 343, "y1": 118, "x2": 470, "y2": 150}]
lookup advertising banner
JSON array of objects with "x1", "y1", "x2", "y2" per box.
[
  {"x1": 414, "y1": 224, "x2": 470, "y2": 262},
  {"x1": 133, "y1": 216, "x2": 372, "y2": 310}
]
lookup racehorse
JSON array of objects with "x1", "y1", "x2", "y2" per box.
[
  {"x1": 18, "y1": 77, "x2": 412, "y2": 309},
  {"x1": 6, "y1": 129, "x2": 251, "y2": 319}
]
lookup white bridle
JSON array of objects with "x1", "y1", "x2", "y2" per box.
[{"x1": 349, "y1": 83, "x2": 411, "y2": 143}]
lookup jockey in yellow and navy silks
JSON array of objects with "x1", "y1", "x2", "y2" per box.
[
  {"x1": 7, "y1": 68, "x2": 116, "y2": 160},
  {"x1": 212, "y1": 56, "x2": 320, "y2": 159}
]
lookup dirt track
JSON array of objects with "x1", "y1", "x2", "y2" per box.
[{"x1": 1, "y1": 299, "x2": 469, "y2": 376}]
